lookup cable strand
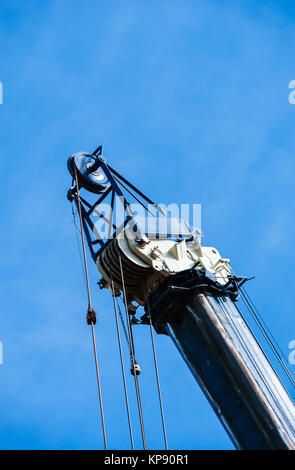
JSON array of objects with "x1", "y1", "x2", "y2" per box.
[
  {"x1": 108, "y1": 265, "x2": 134, "y2": 449},
  {"x1": 145, "y1": 282, "x2": 168, "y2": 450},
  {"x1": 117, "y1": 250, "x2": 147, "y2": 450},
  {"x1": 73, "y1": 166, "x2": 108, "y2": 449},
  {"x1": 239, "y1": 288, "x2": 295, "y2": 387}
]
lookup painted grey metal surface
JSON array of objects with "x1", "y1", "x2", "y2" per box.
[{"x1": 151, "y1": 290, "x2": 295, "y2": 449}]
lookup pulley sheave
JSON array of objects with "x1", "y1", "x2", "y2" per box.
[{"x1": 67, "y1": 151, "x2": 110, "y2": 194}]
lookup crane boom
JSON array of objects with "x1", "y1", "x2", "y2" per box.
[
  {"x1": 67, "y1": 149, "x2": 295, "y2": 449},
  {"x1": 147, "y1": 268, "x2": 295, "y2": 450}
]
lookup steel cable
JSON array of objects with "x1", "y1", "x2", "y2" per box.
[
  {"x1": 108, "y1": 265, "x2": 135, "y2": 449},
  {"x1": 117, "y1": 250, "x2": 147, "y2": 450},
  {"x1": 145, "y1": 283, "x2": 168, "y2": 450},
  {"x1": 73, "y1": 166, "x2": 108, "y2": 449},
  {"x1": 230, "y1": 269, "x2": 295, "y2": 387},
  {"x1": 239, "y1": 288, "x2": 295, "y2": 387}
]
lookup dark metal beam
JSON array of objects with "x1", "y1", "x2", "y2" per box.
[{"x1": 147, "y1": 270, "x2": 295, "y2": 450}]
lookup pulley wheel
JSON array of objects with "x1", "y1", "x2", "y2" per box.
[{"x1": 67, "y1": 152, "x2": 110, "y2": 194}]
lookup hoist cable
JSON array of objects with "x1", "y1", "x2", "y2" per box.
[
  {"x1": 230, "y1": 268, "x2": 295, "y2": 387},
  {"x1": 241, "y1": 286, "x2": 295, "y2": 377},
  {"x1": 71, "y1": 204, "x2": 87, "y2": 291},
  {"x1": 222, "y1": 300, "x2": 291, "y2": 423},
  {"x1": 71, "y1": 205, "x2": 111, "y2": 442},
  {"x1": 240, "y1": 289, "x2": 295, "y2": 387},
  {"x1": 109, "y1": 276, "x2": 135, "y2": 450},
  {"x1": 73, "y1": 170, "x2": 93, "y2": 309},
  {"x1": 73, "y1": 166, "x2": 108, "y2": 449},
  {"x1": 106, "y1": 202, "x2": 135, "y2": 449},
  {"x1": 239, "y1": 288, "x2": 295, "y2": 387},
  {"x1": 117, "y1": 250, "x2": 147, "y2": 450},
  {"x1": 145, "y1": 283, "x2": 168, "y2": 450},
  {"x1": 90, "y1": 322, "x2": 108, "y2": 447}
]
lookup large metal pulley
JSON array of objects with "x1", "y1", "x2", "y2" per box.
[{"x1": 67, "y1": 151, "x2": 110, "y2": 194}]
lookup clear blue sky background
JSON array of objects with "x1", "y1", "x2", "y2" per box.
[{"x1": 0, "y1": 0, "x2": 295, "y2": 450}]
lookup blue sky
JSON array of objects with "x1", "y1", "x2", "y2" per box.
[{"x1": 0, "y1": 0, "x2": 295, "y2": 450}]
